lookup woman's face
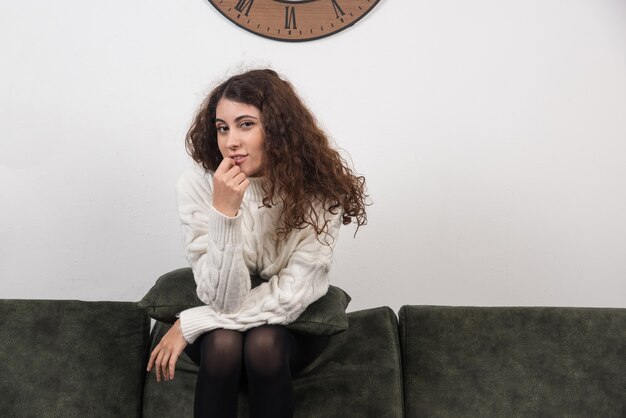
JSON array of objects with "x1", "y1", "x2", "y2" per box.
[{"x1": 215, "y1": 98, "x2": 265, "y2": 177}]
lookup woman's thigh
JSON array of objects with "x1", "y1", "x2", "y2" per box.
[
  {"x1": 184, "y1": 328, "x2": 244, "y2": 365},
  {"x1": 184, "y1": 326, "x2": 328, "y2": 375},
  {"x1": 242, "y1": 325, "x2": 329, "y2": 375}
]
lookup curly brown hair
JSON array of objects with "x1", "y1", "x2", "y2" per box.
[{"x1": 185, "y1": 68, "x2": 368, "y2": 239}]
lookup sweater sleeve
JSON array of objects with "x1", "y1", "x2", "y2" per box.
[
  {"x1": 176, "y1": 168, "x2": 251, "y2": 314},
  {"x1": 179, "y1": 208, "x2": 343, "y2": 344}
]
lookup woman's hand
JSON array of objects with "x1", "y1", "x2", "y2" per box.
[
  {"x1": 212, "y1": 158, "x2": 250, "y2": 217},
  {"x1": 147, "y1": 319, "x2": 188, "y2": 382}
]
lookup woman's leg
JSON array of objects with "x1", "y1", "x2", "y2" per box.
[
  {"x1": 184, "y1": 329, "x2": 244, "y2": 418},
  {"x1": 243, "y1": 325, "x2": 328, "y2": 418}
]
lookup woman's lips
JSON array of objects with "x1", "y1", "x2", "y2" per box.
[{"x1": 232, "y1": 155, "x2": 247, "y2": 165}]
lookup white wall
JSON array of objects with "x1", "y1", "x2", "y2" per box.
[{"x1": 2, "y1": 0, "x2": 625, "y2": 312}]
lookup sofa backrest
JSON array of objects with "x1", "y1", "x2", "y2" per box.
[
  {"x1": 0, "y1": 299, "x2": 150, "y2": 418},
  {"x1": 399, "y1": 305, "x2": 626, "y2": 417}
]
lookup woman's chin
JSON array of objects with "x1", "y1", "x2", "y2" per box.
[{"x1": 243, "y1": 164, "x2": 263, "y2": 178}]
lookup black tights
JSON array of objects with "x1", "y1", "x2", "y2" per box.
[{"x1": 184, "y1": 325, "x2": 327, "y2": 418}]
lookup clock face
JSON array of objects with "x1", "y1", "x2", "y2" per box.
[{"x1": 207, "y1": 0, "x2": 381, "y2": 42}]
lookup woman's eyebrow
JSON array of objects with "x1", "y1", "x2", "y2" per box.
[
  {"x1": 234, "y1": 114, "x2": 259, "y2": 122},
  {"x1": 215, "y1": 115, "x2": 259, "y2": 123}
]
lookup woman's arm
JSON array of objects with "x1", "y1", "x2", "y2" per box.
[
  {"x1": 179, "y1": 210, "x2": 342, "y2": 344},
  {"x1": 176, "y1": 166, "x2": 251, "y2": 314},
  {"x1": 146, "y1": 319, "x2": 187, "y2": 382}
]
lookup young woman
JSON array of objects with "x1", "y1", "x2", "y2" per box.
[{"x1": 147, "y1": 69, "x2": 368, "y2": 418}]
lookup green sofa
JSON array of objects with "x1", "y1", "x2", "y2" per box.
[{"x1": 1, "y1": 300, "x2": 624, "y2": 417}]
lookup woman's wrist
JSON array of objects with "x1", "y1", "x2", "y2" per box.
[{"x1": 212, "y1": 201, "x2": 238, "y2": 217}]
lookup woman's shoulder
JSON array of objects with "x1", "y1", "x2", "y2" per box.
[{"x1": 176, "y1": 164, "x2": 215, "y2": 200}]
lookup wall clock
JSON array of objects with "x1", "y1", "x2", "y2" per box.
[{"x1": 207, "y1": 0, "x2": 381, "y2": 42}]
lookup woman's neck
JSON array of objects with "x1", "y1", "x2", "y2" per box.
[{"x1": 245, "y1": 176, "x2": 267, "y2": 202}]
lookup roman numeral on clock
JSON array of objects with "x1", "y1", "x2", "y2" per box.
[
  {"x1": 331, "y1": 0, "x2": 345, "y2": 18},
  {"x1": 234, "y1": 0, "x2": 254, "y2": 16},
  {"x1": 284, "y1": 6, "x2": 297, "y2": 29}
]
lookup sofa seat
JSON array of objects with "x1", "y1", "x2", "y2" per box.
[{"x1": 143, "y1": 306, "x2": 404, "y2": 418}]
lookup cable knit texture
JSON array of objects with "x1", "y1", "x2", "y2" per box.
[{"x1": 176, "y1": 165, "x2": 342, "y2": 343}]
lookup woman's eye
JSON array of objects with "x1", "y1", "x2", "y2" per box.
[
  {"x1": 217, "y1": 125, "x2": 228, "y2": 132},
  {"x1": 241, "y1": 121, "x2": 254, "y2": 128}
]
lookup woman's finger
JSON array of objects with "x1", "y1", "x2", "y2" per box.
[
  {"x1": 239, "y1": 178, "x2": 250, "y2": 192},
  {"x1": 169, "y1": 352, "x2": 180, "y2": 380},
  {"x1": 223, "y1": 165, "x2": 242, "y2": 184},
  {"x1": 155, "y1": 350, "x2": 165, "y2": 382},
  {"x1": 147, "y1": 347, "x2": 157, "y2": 372},
  {"x1": 232, "y1": 172, "x2": 247, "y2": 186},
  {"x1": 215, "y1": 157, "x2": 236, "y2": 175},
  {"x1": 160, "y1": 351, "x2": 171, "y2": 381}
]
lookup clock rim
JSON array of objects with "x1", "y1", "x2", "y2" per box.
[{"x1": 206, "y1": 0, "x2": 382, "y2": 43}]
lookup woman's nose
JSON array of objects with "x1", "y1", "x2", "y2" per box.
[{"x1": 225, "y1": 132, "x2": 241, "y2": 149}]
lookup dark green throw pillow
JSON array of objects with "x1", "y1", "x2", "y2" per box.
[{"x1": 139, "y1": 268, "x2": 351, "y2": 336}]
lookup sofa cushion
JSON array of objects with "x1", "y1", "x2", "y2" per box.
[
  {"x1": 139, "y1": 267, "x2": 351, "y2": 335},
  {"x1": 0, "y1": 299, "x2": 151, "y2": 418},
  {"x1": 143, "y1": 306, "x2": 404, "y2": 418},
  {"x1": 399, "y1": 305, "x2": 626, "y2": 417}
]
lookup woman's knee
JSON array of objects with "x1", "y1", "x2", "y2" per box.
[
  {"x1": 198, "y1": 329, "x2": 243, "y2": 375},
  {"x1": 203, "y1": 329, "x2": 242, "y2": 353},
  {"x1": 244, "y1": 326, "x2": 291, "y2": 375}
]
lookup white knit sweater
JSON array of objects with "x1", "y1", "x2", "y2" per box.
[{"x1": 176, "y1": 165, "x2": 342, "y2": 343}]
